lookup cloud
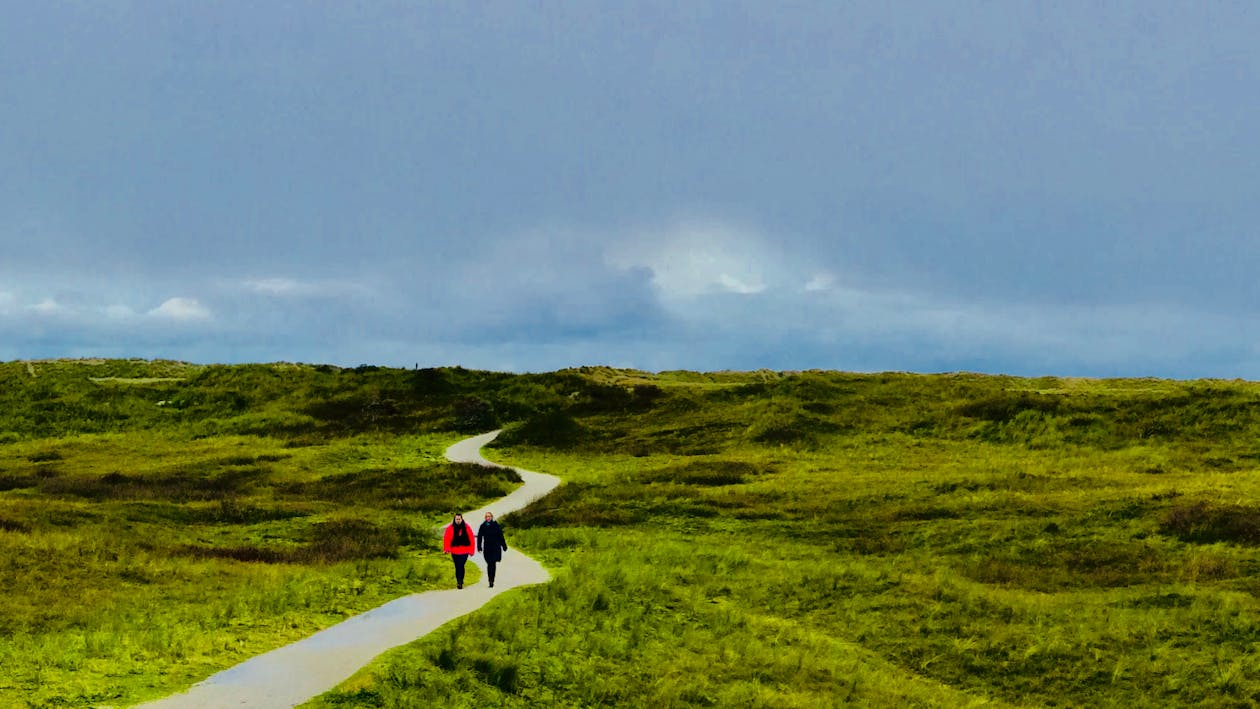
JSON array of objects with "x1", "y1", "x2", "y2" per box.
[
  {"x1": 30, "y1": 298, "x2": 65, "y2": 316},
  {"x1": 105, "y1": 304, "x2": 137, "y2": 319},
  {"x1": 434, "y1": 228, "x2": 667, "y2": 342},
  {"x1": 716, "y1": 273, "x2": 764, "y2": 295},
  {"x1": 804, "y1": 273, "x2": 835, "y2": 292},
  {"x1": 0, "y1": 288, "x2": 215, "y2": 325},
  {"x1": 3, "y1": 1, "x2": 1259, "y2": 379},
  {"x1": 235, "y1": 277, "x2": 367, "y2": 299},
  {"x1": 148, "y1": 297, "x2": 211, "y2": 321},
  {"x1": 607, "y1": 220, "x2": 782, "y2": 300},
  {"x1": 243, "y1": 278, "x2": 305, "y2": 295},
  {"x1": 0, "y1": 253, "x2": 1254, "y2": 379}
]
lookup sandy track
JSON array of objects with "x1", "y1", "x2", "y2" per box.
[{"x1": 136, "y1": 430, "x2": 559, "y2": 708}]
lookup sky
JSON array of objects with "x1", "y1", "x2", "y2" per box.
[{"x1": 3, "y1": 1, "x2": 1259, "y2": 378}]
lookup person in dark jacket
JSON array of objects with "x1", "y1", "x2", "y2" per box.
[
  {"x1": 477, "y1": 511, "x2": 508, "y2": 588},
  {"x1": 443, "y1": 513, "x2": 476, "y2": 589}
]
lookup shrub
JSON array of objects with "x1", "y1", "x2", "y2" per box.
[
  {"x1": 502, "y1": 409, "x2": 582, "y2": 447},
  {"x1": 410, "y1": 368, "x2": 454, "y2": 396},
  {"x1": 453, "y1": 397, "x2": 498, "y2": 433}
]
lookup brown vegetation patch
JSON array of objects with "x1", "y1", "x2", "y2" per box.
[
  {"x1": 281, "y1": 463, "x2": 518, "y2": 512},
  {"x1": 959, "y1": 542, "x2": 1172, "y2": 590},
  {"x1": 509, "y1": 482, "x2": 647, "y2": 529},
  {"x1": 0, "y1": 474, "x2": 40, "y2": 492},
  {"x1": 957, "y1": 392, "x2": 1063, "y2": 422},
  {"x1": 643, "y1": 460, "x2": 763, "y2": 486},
  {"x1": 178, "y1": 519, "x2": 405, "y2": 564},
  {"x1": 38, "y1": 467, "x2": 266, "y2": 502},
  {"x1": 1161, "y1": 502, "x2": 1260, "y2": 545},
  {"x1": 0, "y1": 517, "x2": 31, "y2": 533}
]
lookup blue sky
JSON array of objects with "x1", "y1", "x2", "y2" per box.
[{"x1": 3, "y1": 2, "x2": 1259, "y2": 378}]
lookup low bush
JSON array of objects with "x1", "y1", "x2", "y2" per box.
[{"x1": 500, "y1": 409, "x2": 583, "y2": 448}]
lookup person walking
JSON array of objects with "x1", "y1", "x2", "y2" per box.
[
  {"x1": 477, "y1": 511, "x2": 508, "y2": 588},
  {"x1": 443, "y1": 513, "x2": 476, "y2": 589}
]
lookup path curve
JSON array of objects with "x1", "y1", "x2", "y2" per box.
[{"x1": 137, "y1": 430, "x2": 559, "y2": 709}]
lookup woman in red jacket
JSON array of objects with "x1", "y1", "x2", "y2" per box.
[{"x1": 442, "y1": 513, "x2": 477, "y2": 589}]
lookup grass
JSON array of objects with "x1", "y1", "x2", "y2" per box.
[
  {"x1": 8, "y1": 361, "x2": 1260, "y2": 706},
  {"x1": 311, "y1": 369, "x2": 1260, "y2": 708},
  {"x1": 0, "y1": 392, "x2": 519, "y2": 705}
]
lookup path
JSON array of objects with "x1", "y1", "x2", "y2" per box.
[{"x1": 137, "y1": 430, "x2": 560, "y2": 708}]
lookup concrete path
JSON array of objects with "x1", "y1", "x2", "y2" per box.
[{"x1": 136, "y1": 431, "x2": 559, "y2": 708}]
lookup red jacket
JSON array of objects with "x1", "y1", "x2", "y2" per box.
[{"x1": 443, "y1": 522, "x2": 476, "y2": 555}]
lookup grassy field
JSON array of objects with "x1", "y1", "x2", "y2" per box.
[
  {"x1": 5, "y1": 361, "x2": 1260, "y2": 706},
  {"x1": 311, "y1": 369, "x2": 1260, "y2": 708},
  {"x1": 0, "y1": 361, "x2": 521, "y2": 706}
]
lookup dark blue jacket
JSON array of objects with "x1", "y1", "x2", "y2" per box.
[{"x1": 477, "y1": 520, "x2": 507, "y2": 562}]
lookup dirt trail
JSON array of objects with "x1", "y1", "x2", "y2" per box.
[{"x1": 136, "y1": 431, "x2": 559, "y2": 709}]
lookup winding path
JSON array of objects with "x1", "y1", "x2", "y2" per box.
[{"x1": 137, "y1": 431, "x2": 559, "y2": 708}]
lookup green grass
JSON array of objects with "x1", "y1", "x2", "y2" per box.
[
  {"x1": 8, "y1": 361, "x2": 1260, "y2": 706},
  {"x1": 0, "y1": 429, "x2": 518, "y2": 705},
  {"x1": 311, "y1": 369, "x2": 1260, "y2": 708}
]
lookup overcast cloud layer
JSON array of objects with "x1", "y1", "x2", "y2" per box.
[{"x1": 4, "y1": 2, "x2": 1259, "y2": 378}]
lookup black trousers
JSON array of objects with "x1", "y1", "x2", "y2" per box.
[
  {"x1": 451, "y1": 554, "x2": 468, "y2": 585},
  {"x1": 485, "y1": 560, "x2": 497, "y2": 585}
]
